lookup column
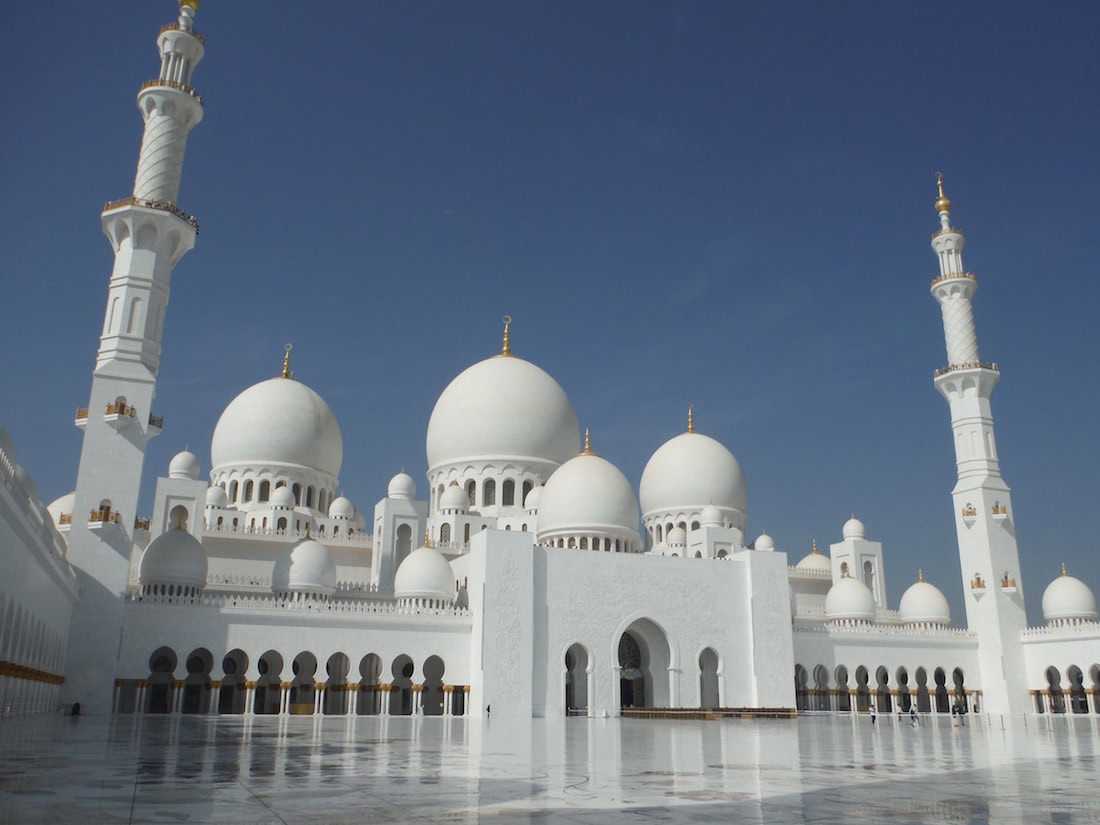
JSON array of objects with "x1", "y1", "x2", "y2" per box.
[
  {"x1": 379, "y1": 684, "x2": 390, "y2": 716},
  {"x1": 346, "y1": 684, "x2": 358, "y2": 716},
  {"x1": 244, "y1": 681, "x2": 256, "y2": 715}
]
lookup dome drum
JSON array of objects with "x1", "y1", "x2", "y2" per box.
[
  {"x1": 208, "y1": 466, "x2": 338, "y2": 516},
  {"x1": 429, "y1": 465, "x2": 546, "y2": 519}
]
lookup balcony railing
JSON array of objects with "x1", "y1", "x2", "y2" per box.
[
  {"x1": 159, "y1": 21, "x2": 205, "y2": 44},
  {"x1": 933, "y1": 361, "x2": 999, "y2": 378},
  {"x1": 138, "y1": 78, "x2": 203, "y2": 106},
  {"x1": 102, "y1": 197, "x2": 199, "y2": 233},
  {"x1": 58, "y1": 513, "x2": 73, "y2": 525},
  {"x1": 106, "y1": 401, "x2": 136, "y2": 417},
  {"x1": 930, "y1": 271, "x2": 976, "y2": 288},
  {"x1": 75, "y1": 407, "x2": 89, "y2": 421},
  {"x1": 931, "y1": 226, "x2": 964, "y2": 239},
  {"x1": 148, "y1": 415, "x2": 164, "y2": 429},
  {"x1": 89, "y1": 508, "x2": 121, "y2": 525},
  {"x1": 134, "y1": 517, "x2": 151, "y2": 531}
]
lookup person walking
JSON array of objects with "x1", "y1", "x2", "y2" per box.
[
  {"x1": 869, "y1": 704, "x2": 877, "y2": 726},
  {"x1": 910, "y1": 705, "x2": 918, "y2": 727}
]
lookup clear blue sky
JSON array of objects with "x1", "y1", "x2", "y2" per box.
[{"x1": 2, "y1": 2, "x2": 1098, "y2": 625}]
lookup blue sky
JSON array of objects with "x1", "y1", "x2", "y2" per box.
[{"x1": 2, "y1": 1, "x2": 1098, "y2": 625}]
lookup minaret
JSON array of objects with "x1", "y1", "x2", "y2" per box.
[
  {"x1": 929, "y1": 175, "x2": 1028, "y2": 716},
  {"x1": 62, "y1": 0, "x2": 206, "y2": 712}
]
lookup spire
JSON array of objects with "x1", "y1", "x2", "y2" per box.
[
  {"x1": 687, "y1": 403, "x2": 695, "y2": 433},
  {"x1": 178, "y1": 0, "x2": 200, "y2": 29},
  {"x1": 281, "y1": 343, "x2": 293, "y2": 378},
  {"x1": 811, "y1": 538, "x2": 819, "y2": 555},
  {"x1": 582, "y1": 429, "x2": 592, "y2": 455},
  {"x1": 935, "y1": 171, "x2": 952, "y2": 214},
  {"x1": 500, "y1": 315, "x2": 512, "y2": 356},
  {"x1": 918, "y1": 569, "x2": 924, "y2": 582},
  {"x1": 1062, "y1": 562, "x2": 1068, "y2": 576}
]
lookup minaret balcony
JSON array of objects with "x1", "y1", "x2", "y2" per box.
[
  {"x1": 148, "y1": 414, "x2": 164, "y2": 434},
  {"x1": 104, "y1": 402, "x2": 138, "y2": 429},
  {"x1": 933, "y1": 361, "x2": 999, "y2": 378},
  {"x1": 931, "y1": 226, "x2": 964, "y2": 240},
  {"x1": 991, "y1": 503, "x2": 1009, "y2": 522},
  {"x1": 74, "y1": 407, "x2": 89, "y2": 429},
  {"x1": 58, "y1": 513, "x2": 72, "y2": 532},
  {"x1": 159, "y1": 22, "x2": 205, "y2": 45},
  {"x1": 970, "y1": 575, "x2": 987, "y2": 599},
  {"x1": 1000, "y1": 573, "x2": 1018, "y2": 594},
  {"x1": 88, "y1": 508, "x2": 121, "y2": 530},
  {"x1": 961, "y1": 504, "x2": 978, "y2": 527},
  {"x1": 102, "y1": 197, "x2": 199, "y2": 234},
  {"x1": 930, "y1": 271, "x2": 976, "y2": 288},
  {"x1": 134, "y1": 516, "x2": 151, "y2": 532},
  {"x1": 138, "y1": 78, "x2": 204, "y2": 106}
]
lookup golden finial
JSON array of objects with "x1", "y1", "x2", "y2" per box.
[
  {"x1": 1062, "y1": 562, "x2": 1068, "y2": 576},
  {"x1": 811, "y1": 538, "x2": 819, "y2": 555},
  {"x1": 281, "y1": 343, "x2": 293, "y2": 378},
  {"x1": 304, "y1": 522, "x2": 312, "y2": 538},
  {"x1": 179, "y1": 0, "x2": 201, "y2": 9},
  {"x1": 918, "y1": 569, "x2": 924, "y2": 582},
  {"x1": 424, "y1": 528, "x2": 433, "y2": 547},
  {"x1": 935, "y1": 171, "x2": 952, "y2": 214},
  {"x1": 583, "y1": 429, "x2": 592, "y2": 455},
  {"x1": 687, "y1": 403, "x2": 695, "y2": 433},
  {"x1": 501, "y1": 315, "x2": 512, "y2": 356}
]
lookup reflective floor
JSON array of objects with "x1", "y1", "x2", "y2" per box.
[{"x1": 1, "y1": 712, "x2": 1098, "y2": 824}]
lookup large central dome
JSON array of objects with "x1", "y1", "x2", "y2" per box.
[
  {"x1": 211, "y1": 376, "x2": 343, "y2": 478},
  {"x1": 426, "y1": 354, "x2": 579, "y2": 471}
]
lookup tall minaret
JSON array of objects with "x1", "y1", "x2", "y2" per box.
[
  {"x1": 62, "y1": 0, "x2": 206, "y2": 712},
  {"x1": 929, "y1": 175, "x2": 1028, "y2": 716}
]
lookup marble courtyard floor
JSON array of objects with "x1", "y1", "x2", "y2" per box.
[{"x1": 0, "y1": 712, "x2": 1098, "y2": 824}]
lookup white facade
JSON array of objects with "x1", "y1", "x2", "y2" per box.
[{"x1": 3, "y1": 2, "x2": 1099, "y2": 724}]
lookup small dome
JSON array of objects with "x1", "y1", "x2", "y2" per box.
[
  {"x1": 699, "y1": 504, "x2": 723, "y2": 527},
  {"x1": 140, "y1": 525, "x2": 207, "y2": 589},
  {"x1": 524, "y1": 484, "x2": 544, "y2": 512},
  {"x1": 439, "y1": 483, "x2": 469, "y2": 513},
  {"x1": 796, "y1": 542, "x2": 831, "y2": 573},
  {"x1": 842, "y1": 516, "x2": 866, "y2": 540},
  {"x1": 211, "y1": 376, "x2": 343, "y2": 479},
  {"x1": 666, "y1": 526, "x2": 687, "y2": 547},
  {"x1": 388, "y1": 471, "x2": 416, "y2": 500},
  {"x1": 754, "y1": 532, "x2": 775, "y2": 552},
  {"x1": 168, "y1": 449, "x2": 200, "y2": 480},
  {"x1": 272, "y1": 537, "x2": 336, "y2": 595},
  {"x1": 1042, "y1": 566, "x2": 1098, "y2": 623},
  {"x1": 426, "y1": 354, "x2": 579, "y2": 473},
  {"x1": 825, "y1": 575, "x2": 876, "y2": 622},
  {"x1": 898, "y1": 573, "x2": 950, "y2": 625},
  {"x1": 537, "y1": 449, "x2": 641, "y2": 549},
  {"x1": 640, "y1": 431, "x2": 747, "y2": 526},
  {"x1": 205, "y1": 485, "x2": 228, "y2": 508},
  {"x1": 394, "y1": 543, "x2": 455, "y2": 603},
  {"x1": 328, "y1": 495, "x2": 354, "y2": 519},
  {"x1": 270, "y1": 485, "x2": 296, "y2": 509}
]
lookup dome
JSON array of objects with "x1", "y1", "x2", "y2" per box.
[
  {"x1": 328, "y1": 495, "x2": 354, "y2": 519},
  {"x1": 139, "y1": 525, "x2": 207, "y2": 589},
  {"x1": 796, "y1": 542, "x2": 831, "y2": 573},
  {"x1": 699, "y1": 504, "x2": 723, "y2": 527},
  {"x1": 898, "y1": 573, "x2": 950, "y2": 625},
  {"x1": 1042, "y1": 566, "x2": 1098, "y2": 623},
  {"x1": 524, "y1": 484, "x2": 544, "y2": 512},
  {"x1": 47, "y1": 491, "x2": 76, "y2": 526},
  {"x1": 426, "y1": 354, "x2": 579, "y2": 472},
  {"x1": 211, "y1": 376, "x2": 343, "y2": 479},
  {"x1": 842, "y1": 516, "x2": 866, "y2": 541},
  {"x1": 755, "y1": 532, "x2": 775, "y2": 552},
  {"x1": 205, "y1": 485, "x2": 227, "y2": 508},
  {"x1": 639, "y1": 431, "x2": 747, "y2": 524},
  {"x1": 825, "y1": 575, "x2": 876, "y2": 622},
  {"x1": 666, "y1": 526, "x2": 687, "y2": 546},
  {"x1": 536, "y1": 449, "x2": 641, "y2": 548},
  {"x1": 394, "y1": 543, "x2": 455, "y2": 603},
  {"x1": 270, "y1": 485, "x2": 296, "y2": 509},
  {"x1": 168, "y1": 449, "x2": 200, "y2": 480},
  {"x1": 388, "y1": 471, "x2": 416, "y2": 500},
  {"x1": 272, "y1": 537, "x2": 336, "y2": 595},
  {"x1": 439, "y1": 483, "x2": 469, "y2": 513}
]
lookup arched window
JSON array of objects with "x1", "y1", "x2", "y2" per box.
[
  {"x1": 466, "y1": 480, "x2": 476, "y2": 507},
  {"x1": 229, "y1": 481, "x2": 238, "y2": 502},
  {"x1": 277, "y1": 517, "x2": 287, "y2": 531},
  {"x1": 483, "y1": 479, "x2": 496, "y2": 506},
  {"x1": 292, "y1": 483, "x2": 302, "y2": 505},
  {"x1": 306, "y1": 487, "x2": 314, "y2": 508},
  {"x1": 691, "y1": 521, "x2": 700, "y2": 531},
  {"x1": 243, "y1": 480, "x2": 254, "y2": 502},
  {"x1": 258, "y1": 481, "x2": 270, "y2": 502},
  {"x1": 863, "y1": 560, "x2": 874, "y2": 590},
  {"x1": 440, "y1": 523, "x2": 452, "y2": 544},
  {"x1": 502, "y1": 480, "x2": 515, "y2": 506},
  {"x1": 522, "y1": 480, "x2": 533, "y2": 506},
  {"x1": 579, "y1": 537, "x2": 588, "y2": 549},
  {"x1": 463, "y1": 524, "x2": 471, "y2": 544}
]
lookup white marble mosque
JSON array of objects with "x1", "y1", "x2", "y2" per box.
[{"x1": 2, "y1": 1, "x2": 1099, "y2": 728}]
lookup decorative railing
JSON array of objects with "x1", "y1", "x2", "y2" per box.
[
  {"x1": 930, "y1": 271, "x2": 976, "y2": 288},
  {"x1": 933, "y1": 361, "x2": 999, "y2": 378},
  {"x1": 794, "y1": 621, "x2": 975, "y2": 638},
  {"x1": 148, "y1": 415, "x2": 164, "y2": 429},
  {"x1": 1021, "y1": 620, "x2": 1100, "y2": 638},
  {"x1": 203, "y1": 520, "x2": 371, "y2": 545},
  {"x1": 105, "y1": 401, "x2": 136, "y2": 417},
  {"x1": 58, "y1": 513, "x2": 73, "y2": 525},
  {"x1": 970, "y1": 575, "x2": 986, "y2": 589},
  {"x1": 931, "y1": 226, "x2": 964, "y2": 239},
  {"x1": 134, "y1": 517, "x2": 150, "y2": 531},
  {"x1": 138, "y1": 78, "x2": 203, "y2": 105},
  {"x1": 126, "y1": 589, "x2": 471, "y2": 619},
  {"x1": 88, "y1": 508, "x2": 120, "y2": 524},
  {"x1": 961, "y1": 504, "x2": 977, "y2": 517},
  {"x1": 992, "y1": 503, "x2": 1007, "y2": 515},
  {"x1": 74, "y1": 407, "x2": 89, "y2": 421},
  {"x1": 159, "y1": 21, "x2": 205, "y2": 44},
  {"x1": 102, "y1": 197, "x2": 199, "y2": 233}
]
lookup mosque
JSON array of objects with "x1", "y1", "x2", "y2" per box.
[{"x1": 1, "y1": 1, "x2": 1098, "y2": 723}]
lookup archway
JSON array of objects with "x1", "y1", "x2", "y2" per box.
[
  {"x1": 617, "y1": 618, "x2": 672, "y2": 709},
  {"x1": 794, "y1": 664, "x2": 809, "y2": 711},
  {"x1": 290, "y1": 651, "x2": 318, "y2": 714},
  {"x1": 422, "y1": 655, "x2": 446, "y2": 715},
  {"x1": 396, "y1": 524, "x2": 413, "y2": 568},
  {"x1": 854, "y1": 666, "x2": 870, "y2": 712},
  {"x1": 875, "y1": 666, "x2": 892, "y2": 713},
  {"x1": 1046, "y1": 666, "x2": 1065, "y2": 714},
  {"x1": 834, "y1": 666, "x2": 851, "y2": 712},
  {"x1": 182, "y1": 648, "x2": 213, "y2": 714},
  {"x1": 254, "y1": 650, "x2": 283, "y2": 714},
  {"x1": 813, "y1": 665, "x2": 831, "y2": 711},
  {"x1": 933, "y1": 667, "x2": 949, "y2": 713},
  {"x1": 895, "y1": 667, "x2": 911, "y2": 712},
  {"x1": 324, "y1": 653, "x2": 350, "y2": 715},
  {"x1": 358, "y1": 653, "x2": 383, "y2": 715},
  {"x1": 390, "y1": 655, "x2": 414, "y2": 715},
  {"x1": 219, "y1": 649, "x2": 248, "y2": 714},
  {"x1": 1067, "y1": 666, "x2": 1088, "y2": 713},
  {"x1": 952, "y1": 667, "x2": 968, "y2": 712},
  {"x1": 699, "y1": 648, "x2": 720, "y2": 708},
  {"x1": 915, "y1": 667, "x2": 931, "y2": 712},
  {"x1": 146, "y1": 646, "x2": 177, "y2": 713},
  {"x1": 564, "y1": 643, "x2": 590, "y2": 716}
]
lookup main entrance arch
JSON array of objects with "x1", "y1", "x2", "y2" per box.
[{"x1": 616, "y1": 618, "x2": 672, "y2": 709}]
